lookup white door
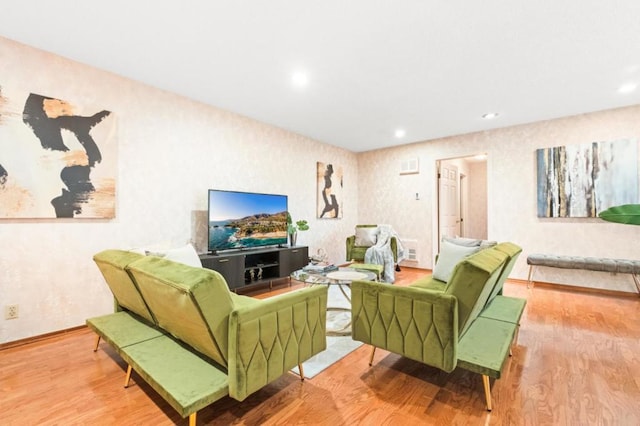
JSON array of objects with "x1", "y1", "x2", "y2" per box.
[{"x1": 439, "y1": 163, "x2": 460, "y2": 245}]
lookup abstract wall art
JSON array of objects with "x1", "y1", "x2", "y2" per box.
[
  {"x1": 317, "y1": 161, "x2": 343, "y2": 219},
  {"x1": 536, "y1": 139, "x2": 638, "y2": 218},
  {"x1": 0, "y1": 86, "x2": 116, "y2": 219}
]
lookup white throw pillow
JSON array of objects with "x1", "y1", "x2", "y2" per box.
[
  {"x1": 442, "y1": 236, "x2": 497, "y2": 249},
  {"x1": 164, "y1": 243, "x2": 202, "y2": 268},
  {"x1": 442, "y1": 236, "x2": 482, "y2": 247},
  {"x1": 432, "y1": 240, "x2": 481, "y2": 282},
  {"x1": 354, "y1": 227, "x2": 378, "y2": 246},
  {"x1": 128, "y1": 247, "x2": 147, "y2": 255}
]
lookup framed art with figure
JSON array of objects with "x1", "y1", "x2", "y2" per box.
[
  {"x1": 0, "y1": 86, "x2": 117, "y2": 219},
  {"x1": 317, "y1": 161, "x2": 343, "y2": 219}
]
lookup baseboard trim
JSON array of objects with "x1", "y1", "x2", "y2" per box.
[
  {"x1": 0, "y1": 325, "x2": 88, "y2": 351},
  {"x1": 509, "y1": 278, "x2": 639, "y2": 298}
]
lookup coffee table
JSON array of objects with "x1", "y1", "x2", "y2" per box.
[{"x1": 291, "y1": 267, "x2": 377, "y2": 336}]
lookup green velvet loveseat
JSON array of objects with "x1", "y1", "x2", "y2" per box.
[
  {"x1": 350, "y1": 242, "x2": 525, "y2": 411},
  {"x1": 87, "y1": 249, "x2": 328, "y2": 425}
]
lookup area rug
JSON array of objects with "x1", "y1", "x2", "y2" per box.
[{"x1": 291, "y1": 285, "x2": 363, "y2": 378}]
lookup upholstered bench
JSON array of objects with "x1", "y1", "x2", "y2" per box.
[{"x1": 526, "y1": 254, "x2": 640, "y2": 294}]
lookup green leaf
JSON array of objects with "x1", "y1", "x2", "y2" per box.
[{"x1": 598, "y1": 204, "x2": 640, "y2": 225}]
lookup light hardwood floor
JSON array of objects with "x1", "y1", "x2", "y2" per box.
[{"x1": 1, "y1": 268, "x2": 639, "y2": 425}]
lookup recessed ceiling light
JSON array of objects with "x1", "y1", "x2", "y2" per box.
[
  {"x1": 394, "y1": 129, "x2": 406, "y2": 138},
  {"x1": 291, "y1": 71, "x2": 309, "y2": 88},
  {"x1": 482, "y1": 112, "x2": 499, "y2": 120},
  {"x1": 618, "y1": 83, "x2": 637, "y2": 94}
]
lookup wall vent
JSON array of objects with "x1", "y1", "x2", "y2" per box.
[
  {"x1": 407, "y1": 248, "x2": 418, "y2": 261},
  {"x1": 400, "y1": 157, "x2": 419, "y2": 175},
  {"x1": 401, "y1": 238, "x2": 418, "y2": 262}
]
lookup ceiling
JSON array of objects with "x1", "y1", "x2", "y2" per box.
[{"x1": 2, "y1": 1, "x2": 640, "y2": 153}]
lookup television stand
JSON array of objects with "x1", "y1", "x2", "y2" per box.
[{"x1": 199, "y1": 246, "x2": 308, "y2": 291}]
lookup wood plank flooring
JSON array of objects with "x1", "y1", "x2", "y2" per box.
[{"x1": 1, "y1": 268, "x2": 639, "y2": 425}]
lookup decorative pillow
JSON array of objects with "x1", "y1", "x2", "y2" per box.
[
  {"x1": 433, "y1": 240, "x2": 481, "y2": 282},
  {"x1": 163, "y1": 243, "x2": 202, "y2": 268},
  {"x1": 480, "y1": 240, "x2": 498, "y2": 248},
  {"x1": 128, "y1": 247, "x2": 147, "y2": 255},
  {"x1": 442, "y1": 236, "x2": 482, "y2": 247},
  {"x1": 443, "y1": 236, "x2": 497, "y2": 248},
  {"x1": 354, "y1": 227, "x2": 378, "y2": 246}
]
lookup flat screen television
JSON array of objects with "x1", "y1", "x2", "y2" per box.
[{"x1": 208, "y1": 189, "x2": 288, "y2": 253}]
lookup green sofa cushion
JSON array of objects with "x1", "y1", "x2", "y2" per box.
[
  {"x1": 120, "y1": 334, "x2": 229, "y2": 419},
  {"x1": 485, "y1": 242, "x2": 523, "y2": 305},
  {"x1": 479, "y1": 295, "x2": 526, "y2": 324},
  {"x1": 93, "y1": 249, "x2": 156, "y2": 324},
  {"x1": 126, "y1": 256, "x2": 235, "y2": 368},
  {"x1": 445, "y1": 247, "x2": 508, "y2": 337},
  {"x1": 86, "y1": 311, "x2": 165, "y2": 352},
  {"x1": 409, "y1": 275, "x2": 447, "y2": 292},
  {"x1": 457, "y1": 316, "x2": 516, "y2": 379}
]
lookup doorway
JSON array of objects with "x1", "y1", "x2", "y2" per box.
[{"x1": 436, "y1": 155, "x2": 488, "y2": 251}]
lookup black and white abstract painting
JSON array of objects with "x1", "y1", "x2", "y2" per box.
[
  {"x1": 536, "y1": 139, "x2": 638, "y2": 218},
  {"x1": 0, "y1": 87, "x2": 116, "y2": 219}
]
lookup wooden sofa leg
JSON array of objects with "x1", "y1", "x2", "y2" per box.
[
  {"x1": 124, "y1": 365, "x2": 132, "y2": 388},
  {"x1": 482, "y1": 375, "x2": 492, "y2": 411},
  {"x1": 369, "y1": 346, "x2": 377, "y2": 366},
  {"x1": 189, "y1": 412, "x2": 196, "y2": 426},
  {"x1": 298, "y1": 364, "x2": 305, "y2": 381},
  {"x1": 93, "y1": 335, "x2": 101, "y2": 352}
]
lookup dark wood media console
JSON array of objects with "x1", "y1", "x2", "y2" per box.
[{"x1": 199, "y1": 246, "x2": 309, "y2": 290}]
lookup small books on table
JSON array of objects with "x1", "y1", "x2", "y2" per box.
[{"x1": 303, "y1": 263, "x2": 338, "y2": 273}]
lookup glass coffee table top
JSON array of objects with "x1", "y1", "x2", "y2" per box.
[
  {"x1": 290, "y1": 267, "x2": 377, "y2": 285},
  {"x1": 291, "y1": 266, "x2": 377, "y2": 336}
]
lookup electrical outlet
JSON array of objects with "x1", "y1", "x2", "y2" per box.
[{"x1": 5, "y1": 304, "x2": 19, "y2": 320}]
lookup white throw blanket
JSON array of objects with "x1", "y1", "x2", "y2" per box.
[
  {"x1": 364, "y1": 225, "x2": 398, "y2": 283},
  {"x1": 378, "y1": 224, "x2": 406, "y2": 263}
]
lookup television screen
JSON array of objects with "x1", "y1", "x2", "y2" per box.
[{"x1": 208, "y1": 189, "x2": 288, "y2": 252}]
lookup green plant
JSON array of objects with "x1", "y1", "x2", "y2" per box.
[
  {"x1": 286, "y1": 212, "x2": 309, "y2": 234},
  {"x1": 598, "y1": 204, "x2": 640, "y2": 225}
]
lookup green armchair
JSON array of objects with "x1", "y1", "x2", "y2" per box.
[{"x1": 346, "y1": 224, "x2": 398, "y2": 264}]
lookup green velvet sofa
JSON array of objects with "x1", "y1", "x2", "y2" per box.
[
  {"x1": 87, "y1": 249, "x2": 328, "y2": 425},
  {"x1": 350, "y1": 242, "x2": 525, "y2": 411}
]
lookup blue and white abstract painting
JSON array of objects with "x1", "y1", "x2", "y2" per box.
[{"x1": 537, "y1": 139, "x2": 638, "y2": 217}]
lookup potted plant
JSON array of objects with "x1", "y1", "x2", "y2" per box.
[{"x1": 287, "y1": 212, "x2": 309, "y2": 246}]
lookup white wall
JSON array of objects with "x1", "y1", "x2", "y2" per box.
[
  {"x1": 358, "y1": 107, "x2": 640, "y2": 293},
  {"x1": 0, "y1": 37, "x2": 358, "y2": 343},
  {"x1": 2, "y1": 35, "x2": 639, "y2": 344},
  {"x1": 466, "y1": 160, "x2": 488, "y2": 239}
]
